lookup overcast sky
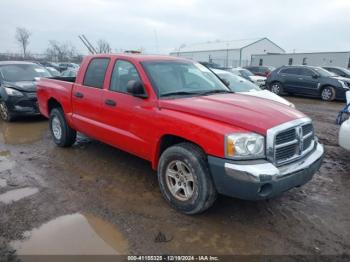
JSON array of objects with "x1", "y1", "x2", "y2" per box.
[{"x1": 1, "y1": 0, "x2": 349, "y2": 55}]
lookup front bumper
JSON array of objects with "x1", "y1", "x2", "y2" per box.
[
  {"x1": 208, "y1": 142, "x2": 324, "y2": 200},
  {"x1": 4, "y1": 93, "x2": 40, "y2": 116}
]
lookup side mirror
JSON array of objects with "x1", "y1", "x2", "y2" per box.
[
  {"x1": 222, "y1": 78, "x2": 230, "y2": 87},
  {"x1": 312, "y1": 74, "x2": 319, "y2": 79},
  {"x1": 127, "y1": 80, "x2": 147, "y2": 98}
]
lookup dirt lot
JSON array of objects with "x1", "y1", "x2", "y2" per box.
[{"x1": 0, "y1": 96, "x2": 349, "y2": 260}]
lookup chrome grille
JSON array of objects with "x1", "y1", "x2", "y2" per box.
[{"x1": 267, "y1": 118, "x2": 316, "y2": 166}]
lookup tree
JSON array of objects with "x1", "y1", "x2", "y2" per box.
[
  {"x1": 15, "y1": 27, "x2": 31, "y2": 57},
  {"x1": 45, "y1": 40, "x2": 77, "y2": 62},
  {"x1": 97, "y1": 39, "x2": 112, "y2": 54}
]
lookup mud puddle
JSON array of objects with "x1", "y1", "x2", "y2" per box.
[
  {"x1": 0, "y1": 119, "x2": 48, "y2": 145},
  {"x1": 0, "y1": 187, "x2": 39, "y2": 204},
  {"x1": 11, "y1": 213, "x2": 128, "y2": 255}
]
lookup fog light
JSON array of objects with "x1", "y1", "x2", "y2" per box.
[{"x1": 258, "y1": 183, "x2": 272, "y2": 197}]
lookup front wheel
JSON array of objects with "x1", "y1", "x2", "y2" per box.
[
  {"x1": 158, "y1": 142, "x2": 217, "y2": 215},
  {"x1": 270, "y1": 82, "x2": 283, "y2": 95},
  {"x1": 49, "y1": 108, "x2": 76, "y2": 147},
  {"x1": 0, "y1": 101, "x2": 13, "y2": 122},
  {"x1": 321, "y1": 86, "x2": 336, "y2": 101}
]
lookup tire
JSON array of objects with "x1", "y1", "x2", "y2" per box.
[
  {"x1": 270, "y1": 82, "x2": 283, "y2": 95},
  {"x1": 0, "y1": 101, "x2": 13, "y2": 122},
  {"x1": 321, "y1": 86, "x2": 336, "y2": 101},
  {"x1": 49, "y1": 108, "x2": 76, "y2": 147},
  {"x1": 158, "y1": 142, "x2": 217, "y2": 215}
]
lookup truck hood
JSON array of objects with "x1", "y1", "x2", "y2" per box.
[
  {"x1": 159, "y1": 93, "x2": 305, "y2": 135},
  {"x1": 240, "y1": 90, "x2": 294, "y2": 108},
  {"x1": 3, "y1": 81, "x2": 37, "y2": 92}
]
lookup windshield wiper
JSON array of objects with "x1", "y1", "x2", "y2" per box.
[
  {"x1": 161, "y1": 91, "x2": 200, "y2": 97},
  {"x1": 198, "y1": 89, "x2": 233, "y2": 96}
]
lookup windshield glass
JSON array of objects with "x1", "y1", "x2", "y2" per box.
[
  {"x1": 0, "y1": 64, "x2": 51, "y2": 81},
  {"x1": 239, "y1": 69, "x2": 254, "y2": 77},
  {"x1": 142, "y1": 61, "x2": 229, "y2": 97},
  {"x1": 313, "y1": 67, "x2": 337, "y2": 77},
  {"x1": 216, "y1": 72, "x2": 260, "y2": 92}
]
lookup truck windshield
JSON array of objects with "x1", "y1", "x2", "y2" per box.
[
  {"x1": 0, "y1": 64, "x2": 51, "y2": 82},
  {"x1": 142, "y1": 61, "x2": 230, "y2": 98}
]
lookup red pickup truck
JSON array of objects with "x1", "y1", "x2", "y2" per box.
[{"x1": 37, "y1": 54, "x2": 324, "y2": 214}]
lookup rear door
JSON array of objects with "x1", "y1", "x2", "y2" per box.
[
  {"x1": 72, "y1": 57, "x2": 110, "y2": 135},
  {"x1": 278, "y1": 67, "x2": 300, "y2": 92}
]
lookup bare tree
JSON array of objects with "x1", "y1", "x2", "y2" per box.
[
  {"x1": 15, "y1": 27, "x2": 31, "y2": 57},
  {"x1": 45, "y1": 40, "x2": 78, "y2": 62},
  {"x1": 97, "y1": 39, "x2": 112, "y2": 54}
]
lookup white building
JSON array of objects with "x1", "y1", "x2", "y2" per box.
[
  {"x1": 169, "y1": 37, "x2": 285, "y2": 68},
  {"x1": 251, "y1": 51, "x2": 350, "y2": 68}
]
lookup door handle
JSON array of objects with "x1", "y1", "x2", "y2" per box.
[
  {"x1": 298, "y1": 77, "x2": 303, "y2": 80},
  {"x1": 105, "y1": 99, "x2": 116, "y2": 106},
  {"x1": 75, "y1": 92, "x2": 84, "y2": 98}
]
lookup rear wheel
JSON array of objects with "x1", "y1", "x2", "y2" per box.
[
  {"x1": 0, "y1": 101, "x2": 13, "y2": 122},
  {"x1": 158, "y1": 142, "x2": 217, "y2": 215},
  {"x1": 321, "y1": 86, "x2": 336, "y2": 101},
  {"x1": 270, "y1": 82, "x2": 283, "y2": 95},
  {"x1": 49, "y1": 108, "x2": 76, "y2": 147}
]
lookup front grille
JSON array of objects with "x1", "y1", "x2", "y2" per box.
[
  {"x1": 276, "y1": 128, "x2": 296, "y2": 145},
  {"x1": 270, "y1": 120, "x2": 315, "y2": 166},
  {"x1": 276, "y1": 143, "x2": 298, "y2": 162}
]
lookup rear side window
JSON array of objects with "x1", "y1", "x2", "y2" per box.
[
  {"x1": 280, "y1": 67, "x2": 300, "y2": 75},
  {"x1": 110, "y1": 60, "x2": 141, "y2": 93},
  {"x1": 83, "y1": 58, "x2": 110, "y2": 88}
]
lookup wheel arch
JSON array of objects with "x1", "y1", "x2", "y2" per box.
[{"x1": 152, "y1": 134, "x2": 206, "y2": 170}]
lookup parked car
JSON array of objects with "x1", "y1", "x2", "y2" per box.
[
  {"x1": 199, "y1": 61, "x2": 230, "y2": 70},
  {"x1": 58, "y1": 62, "x2": 79, "y2": 72},
  {"x1": 0, "y1": 61, "x2": 51, "y2": 121},
  {"x1": 46, "y1": 66, "x2": 61, "y2": 77},
  {"x1": 37, "y1": 54, "x2": 324, "y2": 214},
  {"x1": 339, "y1": 91, "x2": 350, "y2": 152},
  {"x1": 39, "y1": 61, "x2": 60, "y2": 71},
  {"x1": 61, "y1": 68, "x2": 78, "y2": 77},
  {"x1": 323, "y1": 66, "x2": 350, "y2": 78},
  {"x1": 266, "y1": 65, "x2": 350, "y2": 101},
  {"x1": 244, "y1": 66, "x2": 275, "y2": 77},
  {"x1": 212, "y1": 69, "x2": 294, "y2": 107},
  {"x1": 229, "y1": 67, "x2": 266, "y2": 87}
]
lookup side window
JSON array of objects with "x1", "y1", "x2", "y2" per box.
[
  {"x1": 280, "y1": 68, "x2": 300, "y2": 75},
  {"x1": 259, "y1": 59, "x2": 263, "y2": 66},
  {"x1": 299, "y1": 68, "x2": 314, "y2": 77},
  {"x1": 110, "y1": 60, "x2": 141, "y2": 93},
  {"x1": 288, "y1": 58, "x2": 293, "y2": 65},
  {"x1": 83, "y1": 58, "x2": 110, "y2": 88}
]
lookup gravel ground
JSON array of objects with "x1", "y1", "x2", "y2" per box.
[{"x1": 0, "y1": 96, "x2": 349, "y2": 261}]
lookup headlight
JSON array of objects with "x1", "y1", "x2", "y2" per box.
[
  {"x1": 338, "y1": 80, "x2": 350, "y2": 89},
  {"x1": 289, "y1": 103, "x2": 296, "y2": 108},
  {"x1": 4, "y1": 87, "x2": 23, "y2": 97},
  {"x1": 225, "y1": 133, "x2": 265, "y2": 160}
]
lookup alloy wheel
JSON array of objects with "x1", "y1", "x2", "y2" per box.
[{"x1": 165, "y1": 160, "x2": 194, "y2": 201}]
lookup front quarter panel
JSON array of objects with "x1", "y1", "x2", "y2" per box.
[{"x1": 150, "y1": 108, "x2": 247, "y2": 169}]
